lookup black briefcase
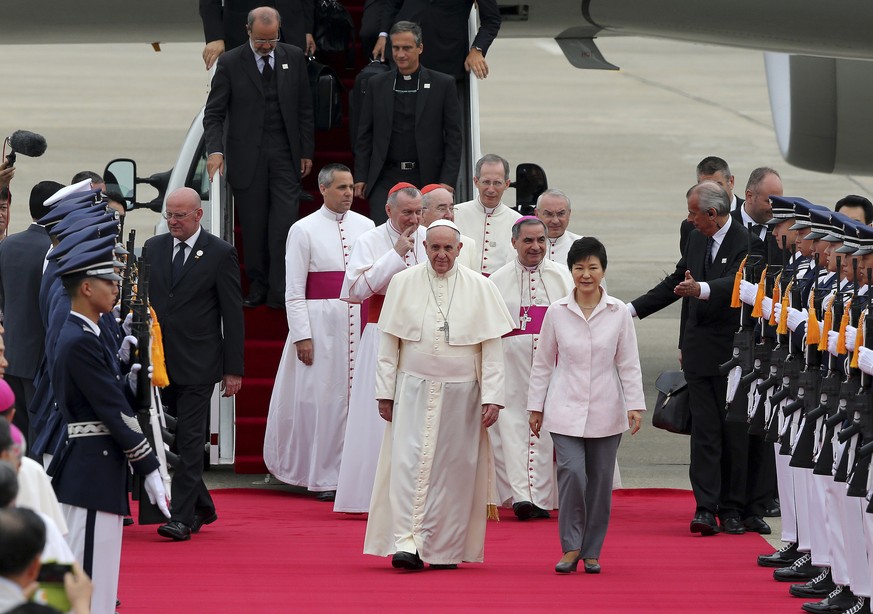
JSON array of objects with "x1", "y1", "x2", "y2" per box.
[
  {"x1": 307, "y1": 57, "x2": 343, "y2": 131},
  {"x1": 652, "y1": 371, "x2": 692, "y2": 435}
]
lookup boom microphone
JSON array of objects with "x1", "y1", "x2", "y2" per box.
[{"x1": 4, "y1": 130, "x2": 48, "y2": 164}]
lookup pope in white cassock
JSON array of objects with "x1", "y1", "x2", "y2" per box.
[
  {"x1": 333, "y1": 183, "x2": 427, "y2": 513},
  {"x1": 364, "y1": 220, "x2": 515, "y2": 570},
  {"x1": 263, "y1": 165, "x2": 374, "y2": 498},
  {"x1": 535, "y1": 189, "x2": 581, "y2": 265},
  {"x1": 453, "y1": 154, "x2": 521, "y2": 275},
  {"x1": 489, "y1": 217, "x2": 572, "y2": 520}
]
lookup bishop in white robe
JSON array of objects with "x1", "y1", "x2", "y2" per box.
[
  {"x1": 264, "y1": 168, "x2": 375, "y2": 496},
  {"x1": 333, "y1": 184, "x2": 426, "y2": 513},
  {"x1": 364, "y1": 221, "x2": 515, "y2": 568},
  {"x1": 535, "y1": 188, "x2": 582, "y2": 265},
  {"x1": 489, "y1": 217, "x2": 572, "y2": 518}
]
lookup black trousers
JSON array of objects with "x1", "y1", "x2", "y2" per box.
[
  {"x1": 163, "y1": 383, "x2": 215, "y2": 527},
  {"x1": 367, "y1": 164, "x2": 422, "y2": 225},
  {"x1": 6, "y1": 375, "x2": 35, "y2": 443},
  {"x1": 685, "y1": 373, "x2": 749, "y2": 518},
  {"x1": 232, "y1": 144, "x2": 300, "y2": 304}
]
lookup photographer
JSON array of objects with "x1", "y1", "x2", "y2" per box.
[{"x1": 0, "y1": 506, "x2": 92, "y2": 614}]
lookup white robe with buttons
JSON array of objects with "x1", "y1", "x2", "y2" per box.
[
  {"x1": 333, "y1": 222, "x2": 427, "y2": 512},
  {"x1": 453, "y1": 200, "x2": 521, "y2": 275},
  {"x1": 264, "y1": 206, "x2": 374, "y2": 490},
  {"x1": 546, "y1": 230, "x2": 581, "y2": 265},
  {"x1": 364, "y1": 262, "x2": 512, "y2": 564},
  {"x1": 489, "y1": 258, "x2": 572, "y2": 509}
]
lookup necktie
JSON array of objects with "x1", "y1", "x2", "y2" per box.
[
  {"x1": 261, "y1": 55, "x2": 272, "y2": 81},
  {"x1": 172, "y1": 242, "x2": 187, "y2": 284},
  {"x1": 751, "y1": 224, "x2": 764, "y2": 238},
  {"x1": 704, "y1": 236, "x2": 714, "y2": 278}
]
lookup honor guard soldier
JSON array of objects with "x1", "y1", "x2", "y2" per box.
[{"x1": 50, "y1": 238, "x2": 169, "y2": 614}]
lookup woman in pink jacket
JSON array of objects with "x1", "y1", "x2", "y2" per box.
[{"x1": 528, "y1": 237, "x2": 646, "y2": 574}]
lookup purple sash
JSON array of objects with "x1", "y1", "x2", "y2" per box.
[
  {"x1": 305, "y1": 271, "x2": 345, "y2": 300},
  {"x1": 503, "y1": 305, "x2": 547, "y2": 337}
]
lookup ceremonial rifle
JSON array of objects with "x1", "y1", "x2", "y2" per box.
[
  {"x1": 761, "y1": 239, "x2": 790, "y2": 443},
  {"x1": 833, "y1": 259, "x2": 862, "y2": 482},
  {"x1": 814, "y1": 265, "x2": 847, "y2": 475},
  {"x1": 848, "y1": 278, "x2": 873, "y2": 497},
  {"x1": 119, "y1": 230, "x2": 135, "y2": 320}
]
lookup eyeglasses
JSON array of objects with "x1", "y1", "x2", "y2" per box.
[
  {"x1": 161, "y1": 209, "x2": 198, "y2": 221},
  {"x1": 539, "y1": 210, "x2": 568, "y2": 220},
  {"x1": 434, "y1": 205, "x2": 455, "y2": 213},
  {"x1": 477, "y1": 180, "x2": 507, "y2": 188},
  {"x1": 253, "y1": 38, "x2": 280, "y2": 45}
]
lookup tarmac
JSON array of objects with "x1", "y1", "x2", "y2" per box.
[{"x1": 6, "y1": 35, "x2": 873, "y2": 544}]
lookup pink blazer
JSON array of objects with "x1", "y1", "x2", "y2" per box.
[{"x1": 527, "y1": 289, "x2": 646, "y2": 438}]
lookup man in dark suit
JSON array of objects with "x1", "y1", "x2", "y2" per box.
[
  {"x1": 144, "y1": 187, "x2": 245, "y2": 541},
  {"x1": 354, "y1": 20, "x2": 461, "y2": 224},
  {"x1": 372, "y1": 0, "x2": 501, "y2": 80},
  {"x1": 205, "y1": 6, "x2": 314, "y2": 308},
  {"x1": 630, "y1": 181, "x2": 765, "y2": 536},
  {"x1": 0, "y1": 182, "x2": 57, "y2": 440},
  {"x1": 199, "y1": 0, "x2": 315, "y2": 69}
]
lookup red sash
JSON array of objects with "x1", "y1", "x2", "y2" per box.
[
  {"x1": 367, "y1": 294, "x2": 385, "y2": 324},
  {"x1": 503, "y1": 305, "x2": 547, "y2": 337},
  {"x1": 305, "y1": 271, "x2": 345, "y2": 300}
]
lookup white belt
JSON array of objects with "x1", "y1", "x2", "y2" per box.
[{"x1": 67, "y1": 421, "x2": 110, "y2": 438}]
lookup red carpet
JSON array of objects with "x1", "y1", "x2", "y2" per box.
[{"x1": 119, "y1": 488, "x2": 798, "y2": 613}]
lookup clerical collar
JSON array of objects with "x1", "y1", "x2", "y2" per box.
[
  {"x1": 477, "y1": 199, "x2": 501, "y2": 214},
  {"x1": 320, "y1": 204, "x2": 346, "y2": 222},
  {"x1": 427, "y1": 260, "x2": 458, "y2": 279},
  {"x1": 516, "y1": 258, "x2": 541, "y2": 273}
]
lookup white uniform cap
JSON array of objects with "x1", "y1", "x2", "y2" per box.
[{"x1": 44, "y1": 179, "x2": 94, "y2": 207}]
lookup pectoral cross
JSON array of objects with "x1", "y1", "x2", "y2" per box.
[
  {"x1": 519, "y1": 311, "x2": 532, "y2": 331},
  {"x1": 438, "y1": 321, "x2": 449, "y2": 342}
]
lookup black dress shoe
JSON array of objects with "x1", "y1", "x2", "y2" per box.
[
  {"x1": 764, "y1": 497, "x2": 781, "y2": 517},
  {"x1": 802, "y1": 587, "x2": 857, "y2": 613},
  {"x1": 720, "y1": 516, "x2": 746, "y2": 535},
  {"x1": 513, "y1": 501, "x2": 534, "y2": 521},
  {"x1": 392, "y1": 551, "x2": 424, "y2": 570},
  {"x1": 191, "y1": 511, "x2": 218, "y2": 534},
  {"x1": 790, "y1": 567, "x2": 836, "y2": 598},
  {"x1": 530, "y1": 505, "x2": 551, "y2": 519},
  {"x1": 841, "y1": 597, "x2": 871, "y2": 614},
  {"x1": 743, "y1": 515, "x2": 771, "y2": 534},
  {"x1": 429, "y1": 564, "x2": 458, "y2": 570},
  {"x1": 243, "y1": 290, "x2": 267, "y2": 308},
  {"x1": 315, "y1": 490, "x2": 336, "y2": 502},
  {"x1": 157, "y1": 521, "x2": 191, "y2": 541},
  {"x1": 123, "y1": 516, "x2": 134, "y2": 526},
  {"x1": 690, "y1": 511, "x2": 720, "y2": 536},
  {"x1": 775, "y1": 553, "x2": 822, "y2": 582},
  {"x1": 758, "y1": 541, "x2": 801, "y2": 567}
]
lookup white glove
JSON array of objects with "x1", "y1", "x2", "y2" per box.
[
  {"x1": 773, "y1": 301, "x2": 783, "y2": 324},
  {"x1": 112, "y1": 304, "x2": 121, "y2": 321},
  {"x1": 787, "y1": 308, "x2": 807, "y2": 332},
  {"x1": 122, "y1": 312, "x2": 134, "y2": 337},
  {"x1": 144, "y1": 469, "x2": 171, "y2": 519},
  {"x1": 127, "y1": 363, "x2": 153, "y2": 394},
  {"x1": 761, "y1": 297, "x2": 773, "y2": 320},
  {"x1": 739, "y1": 280, "x2": 757, "y2": 306},
  {"x1": 726, "y1": 365, "x2": 742, "y2": 404},
  {"x1": 858, "y1": 346, "x2": 873, "y2": 376},
  {"x1": 845, "y1": 326, "x2": 858, "y2": 352},
  {"x1": 828, "y1": 330, "x2": 840, "y2": 356},
  {"x1": 118, "y1": 335, "x2": 138, "y2": 364}
]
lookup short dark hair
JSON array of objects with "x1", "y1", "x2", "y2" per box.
[
  {"x1": 696, "y1": 156, "x2": 731, "y2": 180},
  {"x1": 0, "y1": 186, "x2": 9, "y2": 204},
  {"x1": 475, "y1": 154, "x2": 509, "y2": 180},
  {"x1": 0, "y1": 507, "x2": 46, "y2": 577},
  {"x1": 511, "y1": 217, "x2": 547, "y2": 240},
  {"x1": 836, "y1": 195, "x2": 873, "y2": 224},
  {"x1": 390, "y1": 21, "x2": 423, "y2": 46},
  {"x1": 0, "y1": 461, "x2": 18, "y2": 508},
  {"x1": 71, "y1": 171, "x2": 103, "y2": 185},
  {"x1": 745, "y1": 167, "x2": 780, "y2": 192},
  {"x1": 318, "y1": 163, "x2": 351, "y2": 188},
  {"x1": 29, "y1": 180, "x2": 64, "y2": 222},
  {"x1": 567, "y1": 236, "x2": 607, "y2": 271}
]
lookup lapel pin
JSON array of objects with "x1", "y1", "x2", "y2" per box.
[
  {"x1": 721, "y1": 258, "x2": 727, "y2": 263},
  {"x1": 195, "y1": 250, "x2": 204, "y2": 260},
  {"x1": 282, "y1": 63, "x2": 289, "y2": 70},
  {"x1": 424, "y1": 83, "x2": 431, "y2": 89}
]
